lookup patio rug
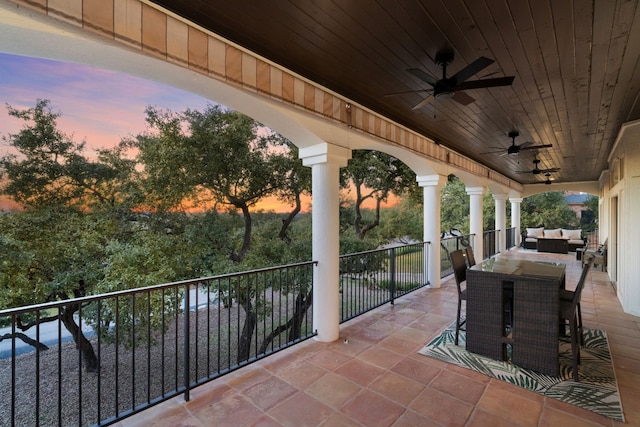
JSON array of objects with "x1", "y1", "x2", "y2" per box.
[{"x1": 418, "y1": 322, "x2": 625, "y2": 422}]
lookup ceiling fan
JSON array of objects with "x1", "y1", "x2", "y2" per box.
[
  {"x1": 482, "y1": 131, "x2": 552, "y2": 156},
  {"x1": 516, "y1": 158, "x2": 560, "y2": 175},
  {"x1": 544, "y1": 173, "x2": 553, "y2": 185},
  {"x1": 406, "y1": 49, "x2": 515, "y2": 110}
]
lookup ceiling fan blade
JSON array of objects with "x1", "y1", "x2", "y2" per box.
[
  {"x1": 407, "y1": 68, "x2": 437, "y2": 86},
  {"x1": 516, "y1": 166, "x2": 560, "y2": 174},
  {"x1": 411, "y1": 94, "x2": 435, "y2": 110},
  {"x1": 383, "y1": 89, "x2": 430, "y2": 97},
  {"x1": 479, "y1": 149, "x2": 508, "y2": 155},
  {"x1": 450, "y1": 56, "x2": 494, "y2": 84},
  {"x1": 455, "y1": 76, "x2": 515, "y2": 90},
  {"x1": 451, "y1": 91, "x2": 475, "y2": 106},
  {"x1": 520, "y1": 143, "x2": 553, "y2": 151},
  {"x1": 519, "y1": 141, "x2": 533, "y2": 149}
]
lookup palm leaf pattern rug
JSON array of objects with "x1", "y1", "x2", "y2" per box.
[{"x1": 419, "y1": 322, "x2": 624, "y2": 422}]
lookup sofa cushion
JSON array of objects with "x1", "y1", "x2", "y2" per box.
[
  {"x1": 526, "y1": 227, "x2": 544, "y2": 238},
  {"x1": 543, "y1": 228, "x2": 562, "y2": 238},
  {"x1": 567, "y1": 239, "x2": 585, "y2": 245},
  {"x1": 562, "y1": 229, "x2": 582, "y2": 240}
]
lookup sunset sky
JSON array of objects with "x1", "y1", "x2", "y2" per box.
[
  {"x1": 0, "y1": 52, "x2": 305, "y2": 212},
  {"x1": 0, "y1": 52, "x2": 211, "y2": 153}
]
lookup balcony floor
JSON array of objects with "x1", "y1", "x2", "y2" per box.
[{"x1": 117, "y1": 250, "x2": 640, "y2": 426}]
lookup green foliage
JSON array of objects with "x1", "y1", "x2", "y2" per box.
[
  {"x1": 0, "y1": 100, "x2": 317, "y2": 365},
  {"x1": 339, "y1": 228, "x2": 381, "y2": 255},
  {"x1": 375, "y1": 198, "x2": 423, "y2": 241},
  {"x1": 441, "y1": 175, "x2": 470, "y2": 233},
  {"x1": 124, "y1": 104, "x2": 308, "y2": 264},
  {"x1": 521, "y1": 192, "x2": 580, "y2": 229},
  {"x1": 376, "y1": 278, "x2": 422, "y2": 292},
  {"x1": 581, "y1": 195, "x2": 599, "y2": 232},
  {"x1": 0, "y1": 207, "x2": 110, "y2": 308},
  {"x1": 441, "y1": 175, "x2": 511, "y2": 233},
  {"x1": 341, "y1": 150, "x2": 417, "y2": 239},
  {"x1": 0, "y1": 100, "x2": 140, "y2": 211},
  {"x1": 339, "y1": 249, "x2": 388, "y2": 277},
  {"x1": 241, "y1": 212, "x2": 312, "y2": 268}
]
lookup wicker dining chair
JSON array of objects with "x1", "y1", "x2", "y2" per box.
[
  {"x1": 559, "y1": 255, "x2": 594, "y2": 382},
  {"x1": 450, "y1": 250, "x2": 468, "y2": 345},
  {"x1": 583, "y1": 239, "x2": 607, "y2": 271},
  {"x1": 465, "y1": 245, "x2": 476, "y2": 268}
]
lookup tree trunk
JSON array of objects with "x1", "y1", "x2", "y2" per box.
[
  {"x1": 0, "y1": 332, "x2": 49, "y2": 351},
  {"x1": 354, "y1": 183, "x2": 364, "y2": 237},
  {"x1": 230, "y1": 202, "x2": 252, "y2": 262},
  {"x1": 287, "y1": 289, "x2": 313, "y2": 342},
  {"x1": 278, "y1": 195, "x2": 301, "y2": 242},
  {"x1": 257, "y1": 289, "x2": 313, "y2": 354},
  {"x1": 60, "y1": 304, "x2": 99, "y2": 372},
  {"x1": 358, "y1": 197, "x2": 382, "y2": 239},
  {"x1": 237, "y1": 297, "x2": 257, "y2": 363}
]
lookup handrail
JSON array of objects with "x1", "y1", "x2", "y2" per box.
[{"x1": 1, "y1": 261, "x2": 318, "y2": 426}]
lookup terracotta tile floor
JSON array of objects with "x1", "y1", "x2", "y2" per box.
[{"x1": 117, "y1": 250, "x2": 640, "y2": 426}]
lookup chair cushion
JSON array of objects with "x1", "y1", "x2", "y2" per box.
[
  {"x1": 562, "y1": 229, "x2": 582, "y2": 240},
  {"x1": 543, "y1": 228, "x2": 562, "y2": 238},
  {"x1": 526, "y1": 227, "x2": 544, "y2": 238}
]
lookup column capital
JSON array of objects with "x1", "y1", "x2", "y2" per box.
[
  {"x1": 416, "y1": 174, "x2": 447, "y2": 188},
  {"x1": 465, "y1": 186, "x2": 486, "y2": 196},
  {"x1": 299, "y1": 143, "x2": 351, "y2": 167},
  {"x1": 509, "y1": 197, "x2": 524, "y2": 204},
  {"x1": 492, "y1": 193, "x2": 508, "y2": 201}
]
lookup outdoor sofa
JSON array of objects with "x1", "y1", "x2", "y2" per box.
[{"x1": 522, "y1": 227, "x2": 587, "y2": 252}]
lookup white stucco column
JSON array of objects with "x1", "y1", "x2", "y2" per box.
[
  {"x1": 510, "y1": 197, "x2": 523, "y2": 248},
  {"x1": 466, "y1": 187, "x2": 485, "y2": 261},
  {"x1": 417, "y1": 174, "x2": 447, "y2": 289},
  {"x1": 493, "y1": 193, "x2": 508, "y2": 254},
  {"x1": 299, "y1": 143, "x2": 351, "y2": 342}
]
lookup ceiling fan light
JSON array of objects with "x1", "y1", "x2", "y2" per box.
[{"x1": 435, "y1": 89, "x2": 454, "y2": 99}]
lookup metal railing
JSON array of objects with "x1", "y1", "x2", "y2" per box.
[
  {"x1": 339, "y1": 242, "x2": 429, "y2": 322},
  {"x1": 505, "y1": 227, "x2": 516, "y2": 249},
  {"x1": 0, "y1": 261, "x2": 316, "y2": 427},
  {"x1": 584, "y1": 230, "x2": 599, "y2": 249},
  {"x1": 0, "y1": 242, "x2": 436, "y2": 427},
  {"x1": 440, "y1": 232, "x2": 473, "y2": 278},
  {"x1": 483, "y1": 229, "x2": 500, "y2": 258}
]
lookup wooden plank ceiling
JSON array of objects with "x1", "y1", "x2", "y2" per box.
[{"x1": 149, "y1": 0, "x2": 640, "y2": 185}]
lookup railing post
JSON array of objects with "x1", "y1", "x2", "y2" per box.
[
  {"x1": 389, "y1": 247, "x2": 396, "y2": 305},
  {"x1": 11, "y1": 315, "x2": 16, "y2": 427},
  {"x1": 424, "y1": 242, "x2": 430, "y2": 285},
  {"x1": 183, "y1": 283, "x2": 190, "y2": 402}
]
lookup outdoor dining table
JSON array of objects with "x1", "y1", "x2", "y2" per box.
[{"x1": 465, "y1": 257, "x2": 566, "y2": 376}]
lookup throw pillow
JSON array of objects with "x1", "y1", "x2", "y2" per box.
[
  {"x1": 526, "y1": 227, "x2": 544, "y2": 238},
  {"x1": 543, "y1": 228, "x2": 562, "y2": 238},
  {"x1": 561, "y1": 229, "x2": 582, "y2": 240}
]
